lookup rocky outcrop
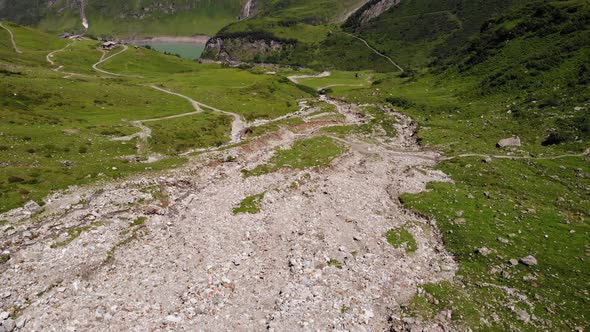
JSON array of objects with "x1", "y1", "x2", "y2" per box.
[
  {"x1": 358, "y1": 0, "x2": 401, "y2": 23},
  {"x1": 201, "y1": 37, "x2": 291, "y2": 63},
  {"x1": 344, "y1": 0, "x2": 402, "y2": 28}
]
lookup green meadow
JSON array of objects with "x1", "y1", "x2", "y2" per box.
[{"x1": 0, "y1": 22, "x2": 313, "y2": 212}]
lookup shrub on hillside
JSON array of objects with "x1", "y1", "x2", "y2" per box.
[
  {"x1": 8, "y1": 176, "x2": 25, "y2": 183},
  {"x1": 386, "y1": 97, "x2": 415, "y2": 109}
]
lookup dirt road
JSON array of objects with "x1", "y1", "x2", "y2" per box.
[
  {"x1": 0, "y1": 22, "x2": 22, "y2": 54},
  {"x1": 93, "y1": 45, "x2": 143, "y2": 78}
]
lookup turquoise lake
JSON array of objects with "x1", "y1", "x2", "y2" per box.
[{"x1": 139, "y1": 42, "x2": 206, "y2": 60}]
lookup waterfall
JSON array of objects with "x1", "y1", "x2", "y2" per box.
[
  {"x1": 240, "y1": 0, "x2": 254, "y2": 20},
  {"x1": 80, "y1": 0, "x2": 89, "y2": 30}
]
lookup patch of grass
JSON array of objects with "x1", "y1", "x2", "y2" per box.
[
  {"x1": 327, "y1": 258, "x2": 343, "y2": 269},
  {"x1": 50, "y1": 221, "x2": 105, "y2": 248},
  {"x1": 0, "y1": 254, "x2": 10, "y2": 264},
  {"x1": 386, "y1": 227, "x2": 418, "y2": 253},
  {"x1": 399, "y1": 156, "x2": 589, "y2": 329},
  {"x1": 232, "y1": 193, "x2": 265, "y2": 215},
  {"x1": 107, "y1": 216, "x2": 148, "y2": 261},
  {"x1": 247, "y1": 117, "x2": 304, "y2": 138},
  {"x1": 156, "y1": 68, "x2": 313, "y2": 122},
  {"x1": 319, "y1": 125, "x2": 358, "y2": 137},
  {"x1": 242, "y1": 136, "x2": 347, "y2": 177},
  {"x1": 130, "y1": 216, "x2": 147, "y2": 227},
  {"x1": 296, "y1": 71, "x2": 372, "y2": 90},
  {"x1": 318, "y1": 106, "x2": 397, "y2": 139},
  {"x1": 149, "y1": 111, "x2": 232, "y2": 155},
  {"x1": 361, "y1": 106, "x2": 397, "y2": 138}
]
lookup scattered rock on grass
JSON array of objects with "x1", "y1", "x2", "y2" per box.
[
  {"x1": 477, "y1": 247, "x2": 492, "y2": 256},
  {"x1": 520, "y1": 255, "x2": 538, "y2": 266},
  {"x1": 496, "y1": 136, "x2": 521, "y2": 148}
]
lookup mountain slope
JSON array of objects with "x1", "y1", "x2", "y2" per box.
[
  {"x1": 0, "y1": 0, "x2": 243, "y2": 36},
  {"x1": 200, "y1": 0, "x2": 549, "y2": 71},
  {"x1": 315, "y1": 1, "x2": 590, "y2": 329},
  {"x1": 343, "y1": 0, "x2": 531, "y2": 68}
]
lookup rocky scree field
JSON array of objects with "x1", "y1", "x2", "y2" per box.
[{"x1": 0, "y1": 0, "x2": 589, "y2": 330}]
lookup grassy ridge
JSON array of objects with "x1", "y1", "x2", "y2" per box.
[{"x1": 309, "y1": 1, "x2": 589, "y2": 329}]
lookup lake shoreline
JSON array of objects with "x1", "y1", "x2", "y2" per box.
[{"x1": 124, "y1": 35, "x2": 210, "y2": 44}]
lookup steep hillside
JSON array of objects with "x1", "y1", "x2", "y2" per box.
[
  {"x1": 0, "y1": 0, "x2": 243, "y2": 37},
  {"x1": 343, "y1": 0, "x2": 531, "y2": 68},
  {"x1": 200, "y1": 0, "x2": 402, "y2": 70},
  {"x1": 317, "y1": 1, "x2": 590, "y2": 329},
  {"x1": 201, "y1": 0, "x2": 550, "y2": 71}
]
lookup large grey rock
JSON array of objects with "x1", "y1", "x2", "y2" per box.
[
  {"x1": 477, "y1": 247, "x2": 492, "y2": 256},
  {"x1": 2, "y1": 318, "x2": 15, "y2": 332},
  {"x1": 520, "y1": 255, "x2": 538, "y2": 266},
  {"x1": 496, "y1": 136, "x2": 521, "y2": 148},
  {"x1": 15, "y1": 317, "x2": 26, "y2": 329},
  {"x1": 23, "y1": 200, "x2": 43, "y2": 213}
]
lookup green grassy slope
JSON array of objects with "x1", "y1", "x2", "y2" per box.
[
  {"x1": 344, "y1": 0, "x2": 534, "y2": 69},
  {"x1": 0, "y1": 21, "x2": 313, "y2": 213},
  {"x1": 300, "y1": 1, "x2": 589, "y2": 329},
  {"x1": 202, "y1": 0, "x2": 402, "y2": 71},
  {"x1": 203, "y1": 0, "x2": 545, "y2": 71}
]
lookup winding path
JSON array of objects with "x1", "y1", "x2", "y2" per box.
[
  {"x1": 47, "y1": 43, "x2": 72, "y2": 66},
  {"x1": 342, "y1": 32, "x2": 404, "y2": 72},
  {"x1": 445, "y1": 148, "x2": 590, "y2": 161},
  {"x1": 86, "y1": 40, "x2": 589, "y2": 163},
  {"x1": 93, "y1": 45, "x2": 144, "y2": 78},
  {"x1": 287, "y1": 71, "x2": 331, "y2": 84},
  {"x1": 149, "y1": 85, "x2": 245, "y2": 145},
  {"x1": 287, "y1": 71, "x2": 372, "y2": 91},
  {"x1": 0, "y1": 22, "x2": 22, "y2": 54},
  {"x1": 46, "y1": 43, "x2": 88, "y2": 79}
]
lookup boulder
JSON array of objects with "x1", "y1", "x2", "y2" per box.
[
  {"x1": 520, "y1": 255, "x2": 538, "y2": 266},
  {"x1": 23, "y1": 201, "x2": 43, "y2": 214},
  {"x1": 2, "y1": 318, "x2": 15, "y2": 332},
  {"x1": 496, "y1": 136, "x2": 521, "y2": 148},
  {"x1": 477, "y1": 247, "x2": 492, "y2": 256}
]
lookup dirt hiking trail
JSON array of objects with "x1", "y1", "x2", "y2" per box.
[{"x1": 0, "y1": 22, "x2": 22, "y2": 54}]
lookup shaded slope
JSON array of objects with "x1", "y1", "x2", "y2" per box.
[
  {"x1": 0, "y1": 0, "x2": 243, "y2": 36},
  {"x1": 344, "y1": 0, "x2": 534, "y2": 69}
]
